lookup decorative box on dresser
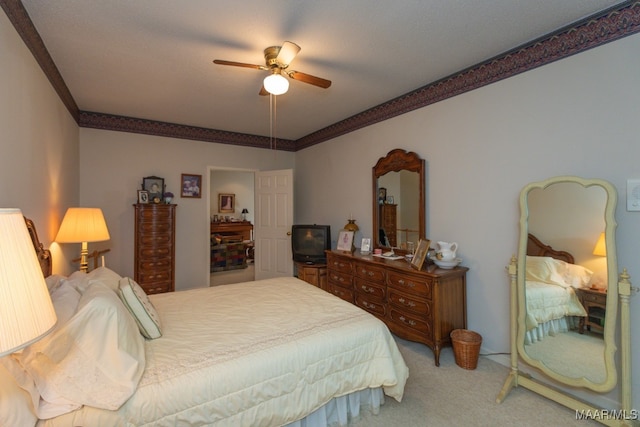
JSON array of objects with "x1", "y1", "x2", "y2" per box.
[
  {"x1": 326, "y1": 250, "x2": 468, "y2": 366},
  {"x1": 134, "y1": 203, "x2": 176, "y2": 294}
]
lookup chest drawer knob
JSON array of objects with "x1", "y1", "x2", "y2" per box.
[
  {"x1": 363, "y1": 301, "x2": 377, "y2": 309},
  {"x1": 361, "y1": 285, "x2": 375, "y2": 293},
  {"x1": 399, "y1": 315, "x2": 417, "y2": 326}
]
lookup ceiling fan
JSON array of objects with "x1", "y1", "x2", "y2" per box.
[{"x1": 213, "y1": 41, "x2": 331, "y2": 96}]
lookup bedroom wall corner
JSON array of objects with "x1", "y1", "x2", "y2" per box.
[{"x1": 0, "y1": 9, "x2": 80, "y2": 275}]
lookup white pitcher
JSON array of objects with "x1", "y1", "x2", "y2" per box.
[{"x1": 436, "y1": 241, "x2": 458, "y2": 261}]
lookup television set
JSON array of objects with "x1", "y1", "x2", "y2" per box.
[{"x1": 291, "y1": 224, "x2": 331, "y2": 264}]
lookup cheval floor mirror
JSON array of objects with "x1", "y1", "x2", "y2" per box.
[{"x1": 496, "y1": 176, "x2": 636, "y2": 427}]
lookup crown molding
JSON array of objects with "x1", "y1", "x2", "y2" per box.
[{"x1": 3, "y1": 1, "x2": 639, "y2": 151}]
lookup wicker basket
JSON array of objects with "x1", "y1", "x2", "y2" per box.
[{"x1": 450, "y1": 329, "x2": 482, "y2": 370}]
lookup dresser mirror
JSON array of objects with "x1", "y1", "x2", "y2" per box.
[
  {"x1": 372, "y1": 149, "x2": 425, "y2": 251},
  {"x1": 497, "y1": 176, "x2": 633, "y2": 421}
]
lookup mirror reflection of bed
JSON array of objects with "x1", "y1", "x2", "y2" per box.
[
  {"x1": 524, "y1": 181, "x2": 609, "y2": 386},
  {"x1": 523, "y1": 233, "x2": 605, "y2": 383}
]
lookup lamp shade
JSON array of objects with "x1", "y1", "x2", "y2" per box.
[
  {"x1": 0, "y1": 208, "x2": 57, "y2": 356},
  {"x1": 55, "y1": 208, "x2": 110, "y2": 243},
  {"x1": 241, "y1": 208, "x2": 249, "y2": 214},
  {"x1": 263, "y1": 73, "x2": 289, "y2": 95},
  {"x1": 593, "y1": 232, "x2": 607, "y2": 256}
]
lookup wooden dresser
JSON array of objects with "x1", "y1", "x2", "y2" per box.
[
  {"x1": 379, "y1": 204, "x2": 397, "y2": 247},
  {"x1": 326, "y1": 250, "x2": 467, "y2": 366},
  {"x1": 134, "y1": 203, "x2": 176, "y2": 294},
  {"x1": 210, "y1": 221, "x2": 253, "y2": 241}
]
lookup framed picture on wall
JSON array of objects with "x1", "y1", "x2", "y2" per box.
[
  {"x1": 218, "y1": 193, "x2": 235, "y2": 213},
  {"x1": 181, "y1": 173, "x2": 202, "y2": 198}
]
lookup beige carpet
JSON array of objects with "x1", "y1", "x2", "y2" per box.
[{"x1": 351, "y1": 336, "x2": 601, "y2": 427}]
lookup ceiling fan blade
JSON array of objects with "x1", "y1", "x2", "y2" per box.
[
  {"x1": 287, "y1": 70, "x2": 332, "y2": 89},
  {"x1": 259, "y1": 86, "x2": 269, "y2": 96},
  {"x1": 213, "y1": 59, "x2": 267, "y2": 70},
  {"x1": 276, "y1": 41, "x2": 301, "y2": 66}
]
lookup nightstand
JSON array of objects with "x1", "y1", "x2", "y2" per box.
[{"x1": 577, "y1": 287, "x2": 607, "y2": 335}]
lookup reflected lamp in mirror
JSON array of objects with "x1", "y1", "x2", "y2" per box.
[
  {"x1": 56, "y1": 208, "x2": 110, "y2": 272},
  {"x1": 592, "y1": 232, "x2": 606, "y2": 256},
  {"x1": 0, "y1": 208, "x2": 57, "y2": 357},
  {"x1": 241, "y1": 208, "x2": 249, "y2": 221}
]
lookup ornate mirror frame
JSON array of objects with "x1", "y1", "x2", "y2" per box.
[
  {"x1": 372, "y1": 149, "x2": 425, "y2": 250},
  {"x1": 497, "y1": 176, "x2": 634, "y2": 422}
]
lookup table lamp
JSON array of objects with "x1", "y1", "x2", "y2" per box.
[
  {"x1": 55, "y1": 207, "x2": 110, "y2": 272},
  {"x1": 241, "y1": 208, "x2": 249, "y2": 221},
  {"x1": 592, "y1": 232, "x2": 606, "y2": 256},
  {"x1": 0, "y1": 208, "x2": 57, "y2": 357}
]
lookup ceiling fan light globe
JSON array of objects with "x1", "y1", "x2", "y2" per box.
[{"x1": 263, "y1": 74, "x2": 289, "y2": 95}]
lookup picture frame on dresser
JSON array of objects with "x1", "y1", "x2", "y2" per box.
[
  {"x1": 142, "y1": 176, "x2": 165, "y2": 202},
  {"x1": 410, "y1": 238, "x2": 430, "y2": 270},
  {"x1": 337, "y1": 230, "x2": 354, "y2": 252},
  {"x1": 137, "y1": 190, "x2": 149, "y2": 204}
]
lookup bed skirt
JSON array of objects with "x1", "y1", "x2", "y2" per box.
[
  {"x1": 525, "y1": 316, "x2": 580, "y2": 345},
  {"x1": 285, "y1": 387, "x2": 384, "y2": 427}
]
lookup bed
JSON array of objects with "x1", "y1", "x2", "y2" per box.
[
  {"x1": 1, "y1": 218, "x2": 408, "y2": 427},
  {"x1": 523, "y1": 234, "x2": 590, "y2": 344}
]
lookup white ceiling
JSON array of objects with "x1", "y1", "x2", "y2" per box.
[{"x1": 20, "y1": 0, "x2": 625, "y2": 141}]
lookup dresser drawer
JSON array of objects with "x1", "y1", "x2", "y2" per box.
[
  {"x1": 327, "y1": 255, "x2": 354, "y2": 274},
  {"x1": 388, "y1": 288, "x2": 431, "y2": 316},
  {"x1": 328, "y1": 269, "x2": 353, "y2": 288},
  {"x1": 327, "y1": 283, "x2": 354, "y2": 303},
  {"x1": 137, "y1": 270, "x2": 172, "y2": 284},
  {"x1": 139, "y1": 246, "x2": 172, "y2": 258},
  {"x1": 137, "y1": 206, "x2": 174, "y2": 221},
  {"x1": 387, "y1": 272, "x2": 432, "y2": 299},
  {"x1": 354, "y1": 277, "x2": 386, "y2": 299},
  {"x1": 354, "y1": 263, "x2": 385, "y2": 284},
  {"x1": 355, "y1": 294, "x2": 387, "y2": 318},
  {"x1": 138, "y1": 221, "x2": 172, "y2": 233},
  {"x1": 581, "y1": 292, "x2": 606, "y2": 304},
  {"x1": 388, "y1": 307, "x2": 432, "y2": 337},
  {"x1": 138, "y1": 258, "x2": 172, "y2": 272},
  {"x1": 138, "y1": 234, "x2": 173, "y2": 246}
]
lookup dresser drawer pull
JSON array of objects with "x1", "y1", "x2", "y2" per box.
[
  {"x1": 399, "y1": 316, "x2": 417, "y2": 326},
  {"x1": 339, "y1": 277, "x2": 345, "y2": 283},
  {"x1": 361, "y1": 285, "x2": 375, "y2": 293},
  {"x1": 363, "y1": 301, "x2": 376, "y2": 309},
  {"x1": 397, "y1": 279, "x2": 415, "y2": 288},
  {"x1": 398, "y1": 297, "x2": 416, "y2": 307}
]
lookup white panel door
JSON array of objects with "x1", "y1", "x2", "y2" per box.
[{"x1": 254, "y1": 169, "x2": 293, "y2": 280}]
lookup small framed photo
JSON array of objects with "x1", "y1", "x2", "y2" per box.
[
  {"x1": 360, "y1": 238, "x2": 371, "y2": 255},
  {"x1": 387, "y1": 196, "x2": 395, "y2": 204},
  {"x1": 411, "y1": 239, "x2": 431, "y2": 270},
  {"x1": 181, "y1": 174, "x2": 202, "y2": 198},
  {"x1": 218, "y1": 193, "x2": 235, "y2": 213},
  {"x1": 337, "y1": 230, "x2": 355, "y2": 252},
  {"x1": 142, "y1": 176, "x2": 164, "y2": 203},
  {"x1": 137, "y1": 190, "x2": 149, "y2": 204}
]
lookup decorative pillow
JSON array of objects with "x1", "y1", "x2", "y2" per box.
[
  {"x1": 0, "y1": 362, "x2": 37, "y2": 427},
  {"x1": 118, "y1": 277, "x2": 162, "y2": 339},
  {"x1": 17, "y1": 282, "x2": 145, "y2": 418}
]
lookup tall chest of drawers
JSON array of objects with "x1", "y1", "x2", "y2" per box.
[
  {"x1": 326, "y1": 250, "x2": 467, "y2": 366},
  {"x1": 134, "y1": 203, "x2": 176, "y2": 294}
]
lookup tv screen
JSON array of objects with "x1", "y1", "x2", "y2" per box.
[{"x1": 291, "y1": 224, "x2": 331, "y2": 264}]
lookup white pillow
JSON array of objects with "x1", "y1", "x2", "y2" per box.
[
  {"x1": 525, "y1": 256, "x2": 567, "y2": 286},
  {"x1": 0, "y1": 361, "x2": 37, "y2": 427},
  {"x1": 87, "y1": 266, "x2": 122, "y2": 292},
  {"x1": 526, "y1": 256, "x2": 593, "y2": 288},
  {"x1": 119, "y1": 277, "x2": 163, "y2": 339},
  {"x1": 45, "y1": 274, "x2": 66, "y2": 292},
  {"x1": 17, "y1": 282, "x2": 145, "y2": 417}
]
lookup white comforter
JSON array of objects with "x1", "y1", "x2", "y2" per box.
[
  {"x1": 525, "y1": 280, "x2": 587, "y2": 331},
  {"x1": 40, "y1": 277, "x2": 408, "y2": 427}
]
